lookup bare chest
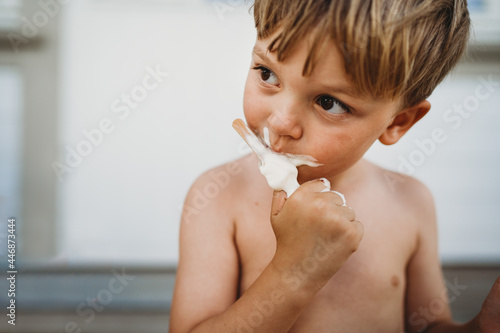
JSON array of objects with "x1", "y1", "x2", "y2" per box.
[{"x1": 235, "y1": 191, "x2": 418, "y2": 332}]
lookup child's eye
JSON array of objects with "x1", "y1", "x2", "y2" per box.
[
  {"x1": 252, "y1": 66, "x2": 279, "y2": 86},
  {"x1": 315, "y1": 95, "x2": 350, "y2": 114}
]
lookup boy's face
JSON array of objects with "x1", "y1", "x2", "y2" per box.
[{"x1": 243, "y1": 30, "x2": 403, "y2": 183}]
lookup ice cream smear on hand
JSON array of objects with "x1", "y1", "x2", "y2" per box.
[{"x1": 232, "y1": 119, "x2": 322, "y2": 197}]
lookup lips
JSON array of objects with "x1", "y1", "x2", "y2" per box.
[
  {"x1": 257, "y1": 130, "x2": 283, "y2": 153},
  {"x1": 269, "y1": 145, "x2": 282, "y2": 154},
  {"x1": 258, "y1": 127, "x2": 301, "y2": 156},
  {"x1": 263, "y1": 138, "x2": 294, "y2": 155},
  {"x1": 264, "y1": 141, "x2": 288, "y2": 155}
]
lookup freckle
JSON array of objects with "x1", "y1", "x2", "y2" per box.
[
  {"x1": 254, "y1": 202, "x2": 259, "y2": 206},
  {"x1": 391, "y1": 275, "x2": 399, "y2": 287}
]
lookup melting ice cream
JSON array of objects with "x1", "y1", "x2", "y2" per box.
[{"x1": 232, "y1": 119, "x2": 321, "y2": 197}]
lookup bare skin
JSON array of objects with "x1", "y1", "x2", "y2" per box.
[
  {"x1": 170, "y1": 30, "x2": 500, "y2": 333},
  {"x1": 172, "y1": 154, "x2": 437, "y2": 332},
  {"x1": 237, "y1": 157, "x2": 417, "y2": 330}
]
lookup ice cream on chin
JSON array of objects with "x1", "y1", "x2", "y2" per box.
[{"x1": 232, "y1": 119, "x2": 322, "y2": 197}]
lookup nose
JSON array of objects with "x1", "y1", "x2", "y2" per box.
[{"x1": 267, "y1": 99, "x2": 303, "y2": 142}]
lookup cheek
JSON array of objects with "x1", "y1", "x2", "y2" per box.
[
  {"x1": 242, "y1": 74, "x2": 253, "y2": 113},
  {"x1": 242, "y1": 84, "x2": 254, "y2": 121},
  {"x1": 243, "y1": 79, "x2": 267, "y2": 127},
  {"x1": 312, "y1": 127, "x2": 374, "y2": 165},
  {"x1": 316, "y1": 127, "x2": 356, "y2": 152}
]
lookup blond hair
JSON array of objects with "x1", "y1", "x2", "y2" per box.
[{"x1": 252, "y1": 0, "x2": 470, "y2": 108}]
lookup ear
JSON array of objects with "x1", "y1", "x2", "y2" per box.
[{"x1": 379, "y1": 100, "x2": 431, "y2": 145}]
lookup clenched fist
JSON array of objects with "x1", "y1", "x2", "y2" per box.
[{"x1": 269, "y1": 179, "x2": 364, "y2": 293}]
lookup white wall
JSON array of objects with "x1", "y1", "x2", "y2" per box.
[
  {"x1": 365, "y1": 68, "x2": 500, "y2": 263},
  {"x1": 56, "y1": 0, "x2": 500, "y2": 265},
  {"x1": 57, "y1": 0, "x2": 255, "y2": 265}
]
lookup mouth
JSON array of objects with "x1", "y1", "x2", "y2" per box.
[
  {"x1": 256, "y1": 128, "x2": 317, "y2": 161},
  {"x1": 257, "y1": 127, "x2": 286, "y2": 154},
  {"x1": 232, "y1": 118, "x2": 322, "y2": 169},
  {"x1": 255, "y1": 127, "x2": 271, "y2": 149},
  {"x1": 256, "y1": 132, "x2": 321, "y2": 166}
]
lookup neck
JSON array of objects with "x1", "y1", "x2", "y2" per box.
[{"x1": 331, "y1": 159, "x2": 368, "y2": 191}]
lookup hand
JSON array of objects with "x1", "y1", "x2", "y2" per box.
[
  {"x1": 269, "y1": 179, "x2": 364, "y2": 292},
  {"x1": 476, "y1": 276, "x2": 500, "y2": 333}
]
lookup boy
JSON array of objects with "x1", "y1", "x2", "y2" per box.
[{"x1": 170, "y1": 0, "x2": 500, "y2": 332}]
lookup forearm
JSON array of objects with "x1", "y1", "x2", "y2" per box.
[{"x1": 188, "y1": 260, "x2": 318, "y2": 333}]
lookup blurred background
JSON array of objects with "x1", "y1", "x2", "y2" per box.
[{"x1": 0, "y1": 0, "x2": 499, "y2": 332}]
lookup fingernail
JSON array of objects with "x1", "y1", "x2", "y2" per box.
[
  {"x1": 330, "y1": 190, "x2": 347, "y2": 206},
  {"x1": 319, "y1": 177, "x2": 331, "y2": 190}
]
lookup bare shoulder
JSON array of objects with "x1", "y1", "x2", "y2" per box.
[
  {"x1": 366, "y1": 160, "x2": 436, "y2": 222},
  {"x1": 183, "y1": 154, "x2": 264, "y2": 222},
  {"x1": 358, "y1": 160, "x2": 439, "y2": 270}
]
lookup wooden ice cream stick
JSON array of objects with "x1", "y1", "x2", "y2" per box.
[{"x1": 232, "y1": 118, "x2": 266, "y2": 162}]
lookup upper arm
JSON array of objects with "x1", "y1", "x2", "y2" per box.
[
  {"x1": 169, "y1": 168, "x2": 241, "y2": 333},
  {"x1": 404, "y1": 180, "x2": 453, "y2": 332}
]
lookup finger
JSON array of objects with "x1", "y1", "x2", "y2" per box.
[
  {"x1": 329, "y1": 190, "x2": 347, "y2": 206},
  {"x1": 271, "y1": 190, "x2": 287, "y2": 221},
  {"x1": 295, "y1": 178, "x2": 332, "y2": 194},
  {"x1": 339, "y1": 205, "x2": 356, "y2": 221},
  {"x1": 351, "y1": 220, "x2": 364, "y2": 244},
  {"x1": 320, "y1": 190, "x2": 346, "y2": 207}
]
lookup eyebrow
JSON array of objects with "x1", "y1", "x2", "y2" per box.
[
  {"x1": 252, "y1": 44, "x2": 360, "y2": 99},
  {"x1": 319, "y1": 82, "x2": 360, "y2": 98},
  {"x1": 252, "y1": 45, "x2": 274, "y2": 64}
]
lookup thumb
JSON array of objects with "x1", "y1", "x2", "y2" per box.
[{"x1": 270, "y1": 190, "x2": 287, "y2": 221}]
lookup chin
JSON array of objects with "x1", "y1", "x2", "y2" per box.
[{"x1": 297, "y1": 166, "x2": 328, "y2": 184}]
